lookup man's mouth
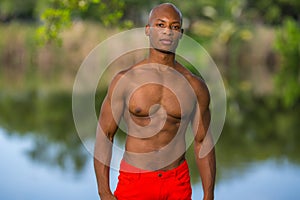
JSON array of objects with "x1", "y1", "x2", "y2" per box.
[{"x1": 160, "y1": 39, "x2": 173, "y2": 45}]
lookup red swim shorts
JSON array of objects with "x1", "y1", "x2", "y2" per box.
[{"x1": 114, "y1": 160, "x2": 192, "y2": 200}]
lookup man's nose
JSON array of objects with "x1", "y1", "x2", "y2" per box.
[{"x1": 163, "y1": 27, "x2": 173, "y2": 35}]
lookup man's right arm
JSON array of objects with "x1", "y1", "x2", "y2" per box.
[{"x1": 94, "y1": 73, "x2": 125, "y2": 199}]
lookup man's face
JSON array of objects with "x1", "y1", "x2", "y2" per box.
[{"x1": 146, "y1": 6, "x2": 183, "y2": 53}]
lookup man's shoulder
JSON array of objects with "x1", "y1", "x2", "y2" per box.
[
  {"x1": 110, "y1": 69, "x2": 127, "y2": 85},
  {"x1": 114, "y1": 59, "x2": 147, "y2": 77},
  {"x1": 109, "y1": 59, "x2": 148, "y2": 90},
  {"x1": 175, "y1": 64, "x2": 210, "y2": 108},
  {"x1": 176, "y1": 63, "x2": 209, "y2": 94}
]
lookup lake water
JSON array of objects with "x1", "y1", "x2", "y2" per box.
[
  {"x1": 1, "y1": 126, "x2": 300, "y2": 200},
  {"x1": 0, "y1": 90, "x2": 300, "y2": 200}
]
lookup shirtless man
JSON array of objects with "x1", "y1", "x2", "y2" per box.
[{"x1": 94, "y1": 3, "x2": 216, "y2": 200}]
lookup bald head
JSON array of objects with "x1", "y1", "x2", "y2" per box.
[
  {"x1": 148, "y1": 3, "x2": 182, "y2": 25},
  {"x1": 145, "y1": 3, "x2": 183, "y2": 53}
]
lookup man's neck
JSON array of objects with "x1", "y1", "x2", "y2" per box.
[{"x1": 147, "y1": 48, "x2": 176, "y2": 67}]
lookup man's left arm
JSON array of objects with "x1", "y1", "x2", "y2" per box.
[{"x1": 191, "y1": 80, "x2": 216, "y2": 200}]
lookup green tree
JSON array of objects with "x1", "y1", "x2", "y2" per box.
[
  {"x1": 274, "y1": 18, "x2": 300, "y2": 108},
  {"x1": 36, "y1": 0, "x2": 128, "y2": 44},
  {"x1": 245, "y1": 0, "x2": 300, "y2": 25}
]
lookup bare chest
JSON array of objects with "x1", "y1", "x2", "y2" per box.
[{"x1": 126, "y1": 83, "x2": 195, "y2": 119}]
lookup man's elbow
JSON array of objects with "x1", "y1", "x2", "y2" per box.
[{"x1": 194, "y1": 136, "x2": 215, "y2": 159}]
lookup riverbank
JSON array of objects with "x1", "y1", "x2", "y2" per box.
[{"x1": 0, "y1": 21, "x2": 278, "y2": 95}]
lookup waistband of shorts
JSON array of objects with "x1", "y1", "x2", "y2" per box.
[{"x1": 119, "y1": 159, "x2": 188, "y2": 177}]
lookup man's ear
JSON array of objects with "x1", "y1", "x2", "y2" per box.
[
  {"x1": 180, "y1": 28, "x2": 184, "y2": 39},
  {"x1": 145, "y1": 24, "x2": 150, "y2": 36}
]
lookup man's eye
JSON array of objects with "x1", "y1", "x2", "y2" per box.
[
  {"x1": 172, "y1": 25, "x2": 180, "y2": 30},
  {"x1": 157, "y1": 23, "x2": 165, "y2": 28}
]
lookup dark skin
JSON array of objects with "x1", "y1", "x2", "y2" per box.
[{"x1": 94, "y1": 3, "x2": 216, "y2": 200}]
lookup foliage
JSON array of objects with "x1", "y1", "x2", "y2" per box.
[
  {"x1": 274, "y1": 18, "x2": 300, "y2": 108},
  {"x1": 0, "y1": 0, "x2": 37, "y2": 21},
  {"x1": 35, "y1": 0, "x2": 130, "y2": 44},
  {"x1": 2, "y1": 0, "x2": 299, "y2": 45},
  {"x1": 36, "y1": 7, "x2": 72, "y2": 45},
  {"x1": 245, "y1": 0, "x2": 300, "y2": 24}
]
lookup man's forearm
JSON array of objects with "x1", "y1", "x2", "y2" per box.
[
  {"x1": 94, "y1": 157, "x2": 113, "y2": 197},
  {"x1": 195, "y1": 143, "x2": 216, "y2": 200},
  {"x1": 94, "y1": 127, "x2": 115, "y2": 199}
]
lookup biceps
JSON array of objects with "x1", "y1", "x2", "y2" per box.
[{"x1": 98, "y1": 97, "x2": 123, "y2": 137}]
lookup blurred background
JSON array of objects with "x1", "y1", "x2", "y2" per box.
[{"x1": 0, "y1": 0, "x2": 299, "y2": 199}]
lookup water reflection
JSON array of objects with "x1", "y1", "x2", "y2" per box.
[
  {"x1": 0, "y1": 90, "x2": 89, "y2": 173},
  {"x1": 1, "y1": 89, "x2": 300, "y2": 199}
]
